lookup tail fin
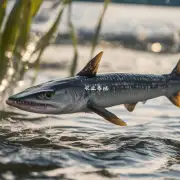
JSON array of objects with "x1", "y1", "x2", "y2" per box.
[{"x1": 168, "y1": 59, "x2": 180, "y2": 107}]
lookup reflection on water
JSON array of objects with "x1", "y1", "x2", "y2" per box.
[
  {"x1": 1, "y1": 43, "x2": 180, "y2": 179},
  {"x1": 2, "y1": 1, "x2": 180, "y2": 179},
  {"x1": 1, "y1": 96, "x2": 180, "y2": 179}
]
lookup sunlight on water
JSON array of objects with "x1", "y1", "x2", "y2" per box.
[
  {"x1": 1, "y1": 1, "x2": 180, "y2": 180},
  {"x1": 151, "y1": 43, "x2": 162, "y2": 53},
  {"x1": 1, "y1": 95, "x2": 180, "y2": 179},
  {"x1": 2, "y1": 45, "x2": 180, "y2": 179}
]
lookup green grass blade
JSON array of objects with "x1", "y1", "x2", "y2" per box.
[
  {"x1": 15, "y1": 0, "x2": 42, "y2": 52},
  {"x1": 0, "y1": 0, "x2": 25, "y2": 81},
  {"x1": 30, "y1": 9, "x2": 64, "y2": 82},
  {"x1": 0, "y1": 0, "x2": 7, "y2": 62},
  {"x1": 9, "y1": 0, "x2": 44, "y2": 85},
  {"x1": 0, "y1": 0, "x2": 7, "y2": 31},
  {"x1": 31, "y1": 0, "x2": 43, "y2": 17},
  {"x1": 1, "y1": 0, "x2": 25, "y2": 53},
  {"x1": 68, "y1": 2, "x2": 79, "y2": 76},
  {"x1": 30, "y1": 0, "x2": 69, "y2": 84},
  {"x1": 33, "y1": 8, "x2": 63, "y2": 54},
  {"x1": 12, "y1": 0, "x2": 33, "y2": 83},
  {"x1": 32, "y1": 0, "x2": 69, "y2": 55},
  {"x1": 30, "y1": 49, "x2": 43, "y2": 85},
  {"x1": 90, "y1": 0, "x2": 110, "y2": 57},
  {"x1": 17, "y1": 0, "x2": 32, "y2": 50},
  {"x1": 18, "y1": 0, "x2": 43, "y2": 50}
]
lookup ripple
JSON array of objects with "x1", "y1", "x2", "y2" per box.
[
  {"x1": 0, "y1": 109, "x2": 180, "y2": 179},
  {"x1": 2, "y1": 88, "x2": 180, "y2": 179}
]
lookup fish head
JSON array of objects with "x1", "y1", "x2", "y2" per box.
[{"x1": 6, "y1": 78, "x2": 82, "y2": 114}]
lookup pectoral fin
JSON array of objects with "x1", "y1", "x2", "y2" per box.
[
  {"x1": 88, "y1": 103, "x2": 127, "y2": 126},
  {"x1": 124, "y1": 103, "x2": 137, "y2": 112}
]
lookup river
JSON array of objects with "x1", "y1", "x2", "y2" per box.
[{"x1": 1, "y1": 1, "x2": 180, "y2": 180}]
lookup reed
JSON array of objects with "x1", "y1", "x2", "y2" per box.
[
  {"x1": 90, "y1": 0, "x2": 110, "y2": 57},
  {"x1": 68, "y1": 1, "x2": 79, "y2": 76},
  {"x1": 0, "y1": 0, "x2": 68, "y2": 100},
  {"x1": 0, "y1": 0, "x2": 110, "y2": 101}
]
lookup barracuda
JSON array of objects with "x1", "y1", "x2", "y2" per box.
[{"x1": 6, "y1": 52, "x2": 180, "y2": 126}]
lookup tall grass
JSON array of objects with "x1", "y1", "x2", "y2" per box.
[
  {"x1": 0, "y1": 0, "x2": 110, "y2": 101},
  {"x1": 90, "y1": 0, "x2": 110, "y2": 57},
  {"x1": 68, "y1": 1, "x2": 79, "y2": 76},
  {"x1": 0, "y1": 0, "x2": 69, "y2": 99}
]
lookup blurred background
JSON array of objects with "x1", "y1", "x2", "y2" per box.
[{"x1": 1, "y1": 0, "x2": 180, "y2": 179}]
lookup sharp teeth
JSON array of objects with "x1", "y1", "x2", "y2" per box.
[{"x1": 12, "y1": 100, "x2": 49, "y2": 108}]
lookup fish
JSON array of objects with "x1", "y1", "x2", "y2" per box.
[{"x1": 6, "y1": 51, "x2": 180, "y2": 126}]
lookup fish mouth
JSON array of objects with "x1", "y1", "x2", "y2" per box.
[{"x1": 6, "y1": 99, "x2": 55, "y2": 113}]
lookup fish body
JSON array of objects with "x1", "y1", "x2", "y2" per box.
[
  {"x1": 81, "y1": 73, "x2": 169, "y2": 107},
  {"x1": 6, "y1": 52, "x2": 180, "y2": 126}
]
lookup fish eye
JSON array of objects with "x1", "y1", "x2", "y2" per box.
[
  {"x1": 44, "y1": 92, "x2": 54, "y2": 100},
  {"x1": 37, "y1": 91, "x2": 54, "y2": 100}
]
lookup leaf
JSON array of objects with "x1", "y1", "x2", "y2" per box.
[
  {"x1": 15, "y1": 0, "x2": 43, "y2": 52},
  {"x1": 32, "y1": 0, "x2": 68, "y2": 55},
  {"x1": 11, "y1": 0, "x2": 44, "y2": 84},
  {"x1": 68, "y1": 2, "x2": 79, "y2": 76},
  {"x1": 90, "y1": 0, "x2": 110, "y2": 57},
  {"x1": 11, "y1": 0, "x2": 32, "y2": 82},
  {"x1": 30, "y1": 49, "x2": 43, "y2": 85},
  {"x1": 50, "y1": 0, "x2": 61, "y2": 10},
  {"x1": 29, "y1": 0, "x2": 69, "y2": 84},
  {"x1": 0, "y1": 0, "x2": 7, "y2": 60},
  {"x1": 1, "y1": 0, "x2": 25, "y2": 53},
  {"x1": 0, "y1": 0, "x2": 7, "y2": 31},
  {"x1": 31, "y1": 0, "x2": 43, "y2": 17},
  {"x1": 0, "y1": 0, "x2": 25, "y2": 80},
  {"x1": 17, "y1": 0, "x2": 32, "y2": 50},
  {"x1": 19, "y1": 0, "x2": 43, "y2": 49}
]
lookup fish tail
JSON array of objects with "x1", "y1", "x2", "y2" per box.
[{"x1": 168, "y1": 59, "x2": 180, "y2": 107}]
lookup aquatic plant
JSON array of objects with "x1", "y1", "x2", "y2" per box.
[
  {"x1": 68, "y1": 0, "x2": 79, "y2": 77},
  {"x1": 67, "y1": 0, "x2": 110, "y2": 76},
  {"x1": 90, "y1": 0, "x2": 110, "y2": 57},
  {"x1": 0, "y1": 0, "x2": 110, "y2": 102},
  {"x1": 0, "y1": 0, "x2": 69, "y2": 101}
]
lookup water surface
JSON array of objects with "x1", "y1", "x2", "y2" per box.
[
  {"x1": 1, "y1": 2, "x2": 180, "y2": 180},
  {"x1": 1, "y1": 100, "x2": 180, "y2": 179},
  {"x1": 1, "y1": 45, "x2": 180, "y2": 179}
]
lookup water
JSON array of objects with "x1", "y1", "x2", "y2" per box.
[
  {"x1": 1, "y1": 100, "x2": 180, "y2": 179},
  {"x1": 2, "y1": 45, "x2": 180, "y2": 180},
  {"x1": 2, "y1": 2, "x2": 180, "y2": 180}
]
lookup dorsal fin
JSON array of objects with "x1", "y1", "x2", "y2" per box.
[
  {"x1": 76, "y1": 51, "x2": 103, "y2": 77},
  {"x1": 171, "y1": 59, "x2": 180, "y2": 76}
]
